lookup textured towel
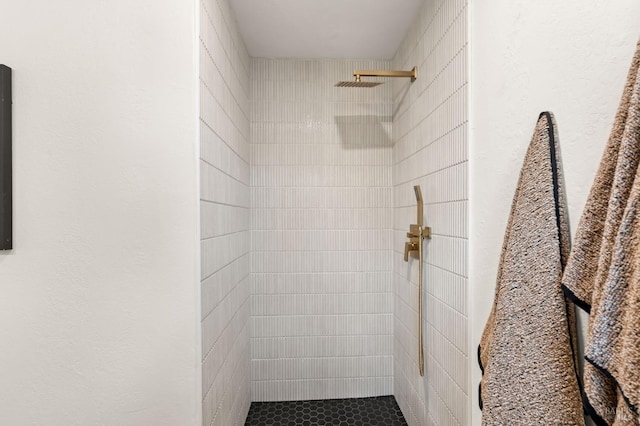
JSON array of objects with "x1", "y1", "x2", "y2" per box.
[
  {"x1": 562, "y1": 40, "x2": 640, "y2": 426},
  {"x1": 588, "y1": 176, "x2": 640, "y2": 425},
  {"x1": 479, "y1": 112, "x2": 583, "y2": 425}
]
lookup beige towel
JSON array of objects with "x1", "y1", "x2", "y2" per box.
[
  {"x1": 588, "y1": 176, "x2": 640, "y2": 425},
  {"x1": 587, "y1": 60, "x2": 640, "y2": 425},
  {"x1": 562, "y1": 40, "x2": 640, "y2": 426},
  {"x1": 479, "y1": 112, "x2": 583, "y2": 425}
]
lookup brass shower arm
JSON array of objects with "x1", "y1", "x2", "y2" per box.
[
  {"x1": 353, "y1": 66, "x2": 417, "y2": 82},
  {"x1": 335, "y1": 66, "x2": 416, "y2": 87}
]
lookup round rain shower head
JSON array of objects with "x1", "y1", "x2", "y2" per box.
[{"x1": 334, "y1": 81, "x2": 383, "y2": 88}]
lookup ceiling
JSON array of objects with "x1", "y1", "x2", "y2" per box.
[{"x1": 229, "y1": 0, "x2": 424, "y2": 59}]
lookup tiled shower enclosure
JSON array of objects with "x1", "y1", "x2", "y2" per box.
[{"x1": 199, "y1": 0, "x2": 468, "y2": 424}]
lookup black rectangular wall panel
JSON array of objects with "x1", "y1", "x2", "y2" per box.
[{"x1": 0, "y1": 65, "x2": 12, "y2": 250}]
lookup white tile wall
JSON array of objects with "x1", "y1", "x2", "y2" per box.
[
  {"x1": 199, "y1": 0, "x2": 251, "y2": 424},
  {"x1": 250, "y1": 59, "x2": 395, "y2": 402},
  {"x1": 392, "y1": 0, "x2": 469, "y2": 425}
]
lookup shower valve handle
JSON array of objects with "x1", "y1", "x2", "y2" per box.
[{"x1": 404, "y1": 241, "x2": 419, "y2": 262}]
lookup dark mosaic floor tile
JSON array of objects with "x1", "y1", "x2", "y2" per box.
[{"x1": 245, "y1": 395, "x2": 407, "y2": 425}]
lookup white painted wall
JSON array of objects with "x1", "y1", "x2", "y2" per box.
[
  {"x1": 470, "y1": 1, "x2": 640, "y2": 424},
  {"x1": 0, "y1": 1, "x2": 200, "y2": 425}
]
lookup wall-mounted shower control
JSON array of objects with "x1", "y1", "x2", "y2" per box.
[
  {"x1": 403, "y1": 185, "x2": 431, "y2": 377},
  {"x1": 404, "y1": 225, "x2": 430, "y2": 261},
  {"x1": 404, "y1": 241, "x2": 418, "y2": 262}
]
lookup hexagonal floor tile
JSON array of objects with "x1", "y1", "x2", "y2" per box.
[{"x1": 245, "y1": 396, "x2": 407, "y2": 425}]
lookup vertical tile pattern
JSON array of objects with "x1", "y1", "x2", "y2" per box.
[
  {"x1": 392, "y1": 0, "x2": 469, "y2": 425},
  {"x1": 199, "y1": 0, "x2": 251, "y2": 424},
  {"x1": 250, "y1": 59, "x2": 394, "y2": 401}
]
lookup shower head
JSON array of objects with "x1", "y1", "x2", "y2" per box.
[
  {"x1": 414, "y1": 185, "x2": 423, "y2": 227},
  {"x1": 334, "y1": 80, "x2": 383, "y2": 88},
  {"x1": 335, "y1": 67, "x2": 417, "y2": 88},
  {"x1": 414, "y1": 185, "x2": 423, "y2": 203}
]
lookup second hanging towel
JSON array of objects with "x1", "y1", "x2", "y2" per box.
[{"x1": 562, "y1": 40, "x2": 640, "y2": 426}]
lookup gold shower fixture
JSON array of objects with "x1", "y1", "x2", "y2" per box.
[
  {"x1": 335, "y1": 66, "x2": 417, "y2": 87},
  {"x1": 404, "y1": 185, "x2": 431, "y2": 377}
]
